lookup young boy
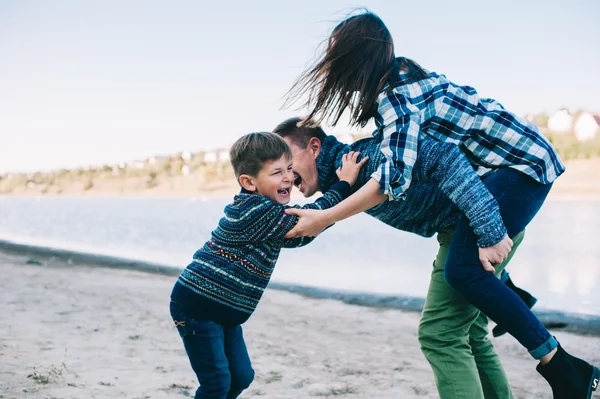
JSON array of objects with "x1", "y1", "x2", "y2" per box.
[{"x1": 169, "y1": 132, "x2": 366, "y2": 399}]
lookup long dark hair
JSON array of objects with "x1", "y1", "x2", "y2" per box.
[{"x1": 284, "y1": 11, "x2": 427, "y2": 128}]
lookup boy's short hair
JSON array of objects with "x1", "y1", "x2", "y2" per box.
[
  {"x1": 229, "y1": 132, "x2": 292, "y2": 179},
  {"x1": 273, "y1": 117, "x2": 327, "y2": 149}
]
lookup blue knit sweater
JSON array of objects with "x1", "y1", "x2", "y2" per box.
[
  {"x1": 170, "y1": 181, "x2": 351, "y2": 326},
  {"x1": 316, "y1": 136, "x2": 507, "y2": 246}
]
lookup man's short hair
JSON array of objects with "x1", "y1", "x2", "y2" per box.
[
  {"x1": 273, "y1": 117, "x2": 326, "y2": 148},
  {"x1": 229, "y1": 132, "x2": 292, "y2": 179}
]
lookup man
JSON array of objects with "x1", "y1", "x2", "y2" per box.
[{"x1": 273, "y1": 117, "x2": 535, "y2": 399}]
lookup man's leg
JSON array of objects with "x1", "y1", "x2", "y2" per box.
[
  {"x1": 469, "y1": 231, "x2": 523, "y2": 399},
  {"x1": 418, "y1": 228, "x2": 522, "y2": 399}
]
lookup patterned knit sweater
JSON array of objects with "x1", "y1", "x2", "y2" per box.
[
  {"x1": 170, "y1": 181, "x2": 351, "y2": 326},
  {"x1": 316, "y1": 136, "x2": 507, "y2": 247}
]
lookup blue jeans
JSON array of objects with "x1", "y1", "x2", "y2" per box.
[
  {"x1": 170, "y1": 300, "x2": 254, "y2": 399},
  {"x1": 444, "y1": 168, "x2": 558, "y2": 360}
]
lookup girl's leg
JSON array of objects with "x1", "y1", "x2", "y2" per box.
[
  {"x1": 444, "y1": 168, "x2": 599, "y2": 398},
  {"x1": 492, "y1": 272, "x2": 538, "y2": 338},
  {"x1": 444, "y1": 168, "x2": 555, "y2": 357}
]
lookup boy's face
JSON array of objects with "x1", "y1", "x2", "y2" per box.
[
  {"x1": 250, "y1": 155, "x2": 294, "y2": 205},
  {"x1": 282, "y1": 137, "x2": 321, "y2": 198}
]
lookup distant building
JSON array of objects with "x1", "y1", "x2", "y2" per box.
[
  {"x1": 181, "y1": 151, "x2": 192, "y2": 162},
  {"x1": 181, "y1": 164, "x2": 190, "y2": 176},
  {"x1": 547, "y1": 109, "x2": 573, "y2": 134},
  {"x1": 218, "y1": 150, "x2": 230, "y2": 162},
  {"x1": 573, "y1": 112, "x2": 600, "y2": 141},
  {"x1": 204, "y1": 151, "x2": 218, "y2": 163}
]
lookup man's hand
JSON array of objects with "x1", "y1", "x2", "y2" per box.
[
  {"x1": 284, "y1": 208, "x2": 332, "y2": 238},
  {"x1": 478, "y1": 234, "x2": 513, "y2": 273},
  {"x1": 336, "y1": 151, "x2": 368, "y2": 186}
]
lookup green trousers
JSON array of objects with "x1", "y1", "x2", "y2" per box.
[{"x1": 418, "y1": 228, "x2": 525, "y2": 399}]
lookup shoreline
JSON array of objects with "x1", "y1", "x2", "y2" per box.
[
  {"x1": 2, "y1": 238, "x2": 599, "y2": 336},
  {"x1": 2, "y1": 191, "x2": 600, "y2": 202},
  {"x1": 2, "y1": 158, "x2": 599, "y2": 200}
]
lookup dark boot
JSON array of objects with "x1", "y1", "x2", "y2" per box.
[
  {"x1": 492, "y1": 276, "x2": 537, "y2": 337},
  {"x1": 536, "y1": 344, "x2": 600, "y2": 398}
]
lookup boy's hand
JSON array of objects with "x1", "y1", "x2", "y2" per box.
[
  {"x1": 479, "y1": 234, "x2": 513, "y2": 273},
  {"x1": 336, "y1": 151, "x2": 369, "y2": 186}
]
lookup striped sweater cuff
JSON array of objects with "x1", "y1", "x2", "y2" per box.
[{"x1": 474, "y1": 211, "x2": 508, "y2": 248}]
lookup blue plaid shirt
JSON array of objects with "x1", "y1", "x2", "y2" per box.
[{"x1": 372, "y1": 66, "x2": 566, "y2": 200}]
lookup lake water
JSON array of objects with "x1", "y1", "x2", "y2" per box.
[{"x1": 0, "y1": 196, "x2": 598, "y2": 316}]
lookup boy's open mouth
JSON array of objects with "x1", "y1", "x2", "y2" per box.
[{"x1": 277, "y1": 188, "x2": 290, "y2": 196}]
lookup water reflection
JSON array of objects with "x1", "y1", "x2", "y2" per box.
[{"x1": 0, "y1": 197, "x2": 598, "y2": 315}]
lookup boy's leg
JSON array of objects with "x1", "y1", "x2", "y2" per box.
[
  {"x1": 170, "y1": 300, "x2": 231, "y2": 399},
  {"x1": 418, "y1": 228, "x2": 523, "y2": 399},
  {"x1": 224, "y1": 325, "x2": 254, "y2": 399}
]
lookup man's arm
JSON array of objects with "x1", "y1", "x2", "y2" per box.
[
  {"x1": 240, "y1": 181, "x2": 352, "y2": 246},
  {"x1": 280, "y1": 181, "x2": 352, "y2": 247},
  {"x1": 413, "y1": 140, "x2": 507, "y2": 248},
  {"x1": 284, "y1": 179, "x2": 387, "y2": 239}
]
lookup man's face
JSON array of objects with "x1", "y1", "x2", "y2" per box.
[{"x1": 283, "y1": 137, "x2": 321, "y2": 198}]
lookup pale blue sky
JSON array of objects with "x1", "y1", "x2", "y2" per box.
[{"x1": 1, "y1": 0, "x2": 598, "y2": 173}]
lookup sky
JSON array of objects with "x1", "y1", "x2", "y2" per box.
[{"x1": 1, "y1": 0, "x2": 599, "y2": 173}]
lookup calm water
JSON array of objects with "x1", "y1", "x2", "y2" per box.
[{"x1": 0, "y1": 196, "x2": 598, "y2": 315}]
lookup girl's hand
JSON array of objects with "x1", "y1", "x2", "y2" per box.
[
  {"x1": 478, "y1": 234, "x2": 513, "y2": 273},
  {"x1": 336, "y1": 151, "x2": 369, "y2": 186},
  {"x1": 284, "y1": 208, "x2": 332, "y2": 238}
]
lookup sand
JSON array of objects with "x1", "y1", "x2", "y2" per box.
[{"x1": 1, "y1": 251, "x2": 599, "y2": 399}]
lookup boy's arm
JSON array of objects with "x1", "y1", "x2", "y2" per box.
[
  {"x1": 281, "y1": 180, "x2": 352, "y2": 248},
  {"x1": 413, "y1": 140, "x2": 507, "y2": 248},
  {"x1": 241, "y1": 181, "x2": 352, "y2": 246},
  {"x1": 373, "y1": 90, "x2": 421, "y2": 201}
]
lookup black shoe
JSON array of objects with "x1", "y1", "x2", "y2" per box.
[
  {"x1": 536, "y1": 344, "x2": 600, "y2": 398},
  {"x1": 492, "y1": 279, "x2": 537, "y2": 338}
]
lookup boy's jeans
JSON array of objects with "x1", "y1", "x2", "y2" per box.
[
  {"x1": 170, "y1": 300, "x2": 254, "y2": 399},
  {"x1": 419, "y1": 227, "x2": 524, "y2": 399},
  {"x1": 444, "y1": 168, "x2": 557, "y2": 359}
]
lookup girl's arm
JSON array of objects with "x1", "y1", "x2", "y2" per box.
[{"x1": 374, "y1": 91, "x2": 422, "y2": 200}]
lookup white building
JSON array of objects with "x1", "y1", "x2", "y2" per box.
[
  {"x1": 547, "y1": 109, "x2": 573, "y2": 134},
  {"x1": 204, "y1": 151, "x2": 218, "y2": 163},
  {"x1": 181, "y1": 151, "x2": 192, "y2": 162},
  {"x1": 181, "y1": 164, "x2": 190, "y2": 176},
  {"x1": 218, "y1": 150, "x2": 230, "y2": 162},
  {"x1": 573, "y1": 112, "x2": 600, "y2": 141},
  {"x1": 203, "y1": 149, "x2": 230, "y2": 163}
]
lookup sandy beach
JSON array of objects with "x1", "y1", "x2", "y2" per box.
[{"x1": 1, "y1": 251, "x2": 599, "y2": 399}]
